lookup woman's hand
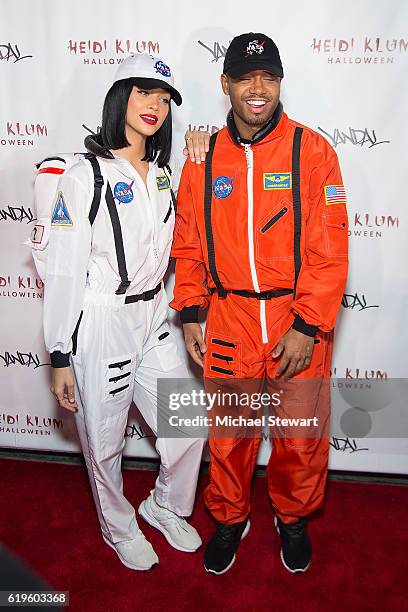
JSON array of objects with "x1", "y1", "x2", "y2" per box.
[
  {"x1": 182, "y1": 323, "x2": 207, "y2": 367},
  {"x1": 183, "y1": 130, "x2": 211, "y2": 164},
  {"x1": 51, "y1": 366, "x2": 78, "y2": 412}
]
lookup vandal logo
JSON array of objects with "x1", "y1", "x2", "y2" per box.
[
  {"x1": 68, "y1": 39, "x2": 160, "y2": 66},
  {"x1": 0, "y1": 205, "x2": 36, "y2": 224},
  {"x1": 0, "y1": 413, "x2": 63, "y2": 437},
  {"x1": 125, "y1": 423, "x2": 154, "y2": 441},
  {"x1": 349, "y1": 212, "x2": 399, "y2": 239},
  {"x1": 0, "y1": 351, "x2": 50, "y2": 369},
  {"x1": 330, "y1": 437, "x2": 369, "y2": 453},
  {"x1": 0, "y1": 42, "x2": 32, "y2": 63},
  {"x1": 197, "y1": 40, "x2": 230, "y2": 63},
  {"x1": 318, "y1": 126, "x2": 390, "y2": 149},
  {"x1": 0, "y1": 275, "x2": 44, "y2": 300},
  {"x1": 0, "y1": 122, "x2": 48, "y2": 148},
  {"x1": 311, "y1": 36, "x2": 408, "y2": 65},
  {"x1": 342, "y1": 292, "x2": 379, "y2": 312}
]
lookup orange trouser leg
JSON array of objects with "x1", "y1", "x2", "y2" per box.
[
  {"x1": 265, "y1": 331, "x2": 333, "y2": 523},
  {"x1": 204, "y1": 436, "x2": 261, "y2": 524},
  {"x1": 202, "y1": 294, "x2": 266, "y2": 524}
]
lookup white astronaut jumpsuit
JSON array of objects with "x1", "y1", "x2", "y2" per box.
[{"x1": 41, "y1": 141, "x2": 205, "y2": 545}]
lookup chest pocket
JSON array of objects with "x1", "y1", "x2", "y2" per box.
[{"x1": 255, "y1": 198, "x2": 294, "y2": 262}]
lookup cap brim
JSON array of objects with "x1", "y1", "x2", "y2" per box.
[
  {"x1": 117, "y1": 76, "x2": 182, "y2": 106},
  {"x1": 226, "y1": 61, "x2": 283, "y2": 79}
]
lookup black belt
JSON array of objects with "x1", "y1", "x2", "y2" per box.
[
  {"x1": 124, "y1": 283, "x2": 161, "y2": 304},
  {"x1": 209, "y1": 287, "x2": 293, "y2": 300}
]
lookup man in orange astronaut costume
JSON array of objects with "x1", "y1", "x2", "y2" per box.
[{"x1": 170, "y1": 33, "x2": 348, "y2": 575}]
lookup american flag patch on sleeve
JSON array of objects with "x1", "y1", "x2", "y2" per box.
[{"x1": 324, "y1": 185, "x2": 347, "y2": 206}]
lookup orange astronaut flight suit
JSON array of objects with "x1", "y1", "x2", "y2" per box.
[{"x1": 170, "y1": 104, "x2": 348, "y2": 525}]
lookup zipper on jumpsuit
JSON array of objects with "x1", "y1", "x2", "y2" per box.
[
  {"x1": 135, "y1": 165, "x2": 159, "y2": 263},
  {"x1": 243, "y1": 143, "x2": 268, "y2": 344}
]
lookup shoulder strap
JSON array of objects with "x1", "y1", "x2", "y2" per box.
[
  {"x1": 85, "y1": 153, "x2": 104, "y2": 226},
  {"x1": 204, "y1": 131, "x2": 227, "y2": 297},
  {"x1": 104, "y1": 183, "x2": 131, "y2": 295},
  {"x1": 164, "y1": 164, "x2": 177, "y2": 213},
  {"x1": 292, "y1": 126, "x2": 303, "y2": 294}
]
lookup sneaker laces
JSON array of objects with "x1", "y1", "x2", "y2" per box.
[
  {"x1": 153, "y1": 500, "x2": 189, "y2": 532},
  {"x1": 215, "y1": 522, "x2": 244, "y2": 545},
  {"x1": 280, "y1": 518, "x2": 307, "y2": 538}
]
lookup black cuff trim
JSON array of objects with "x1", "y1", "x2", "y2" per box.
[
  {"x1": 180, "y1": 306, "x2": 200, "y2": 324},
  {"x1": 292, "y1": 315, "x2": 318, "y2": 338},
  {"x1": 50, "y1": 351, "x2": 71, "y2": 368}
]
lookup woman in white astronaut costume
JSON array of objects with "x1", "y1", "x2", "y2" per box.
[{"x1": 42, "y1": 54, "x2": 206, "y2": 571}]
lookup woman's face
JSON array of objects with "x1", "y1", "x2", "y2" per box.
[{"x1": 125, "y1": 86, "x2": 171, "y2": 139}]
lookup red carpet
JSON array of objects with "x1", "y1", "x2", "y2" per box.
[{"x1": 0, "y1": 458, "x2": 407, "y2": 612}]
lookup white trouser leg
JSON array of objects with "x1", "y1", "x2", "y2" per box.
[
  {"x1": 132, "y1": 297, "x2": 206, "y2": 517},
  {"x1": 71, "y1": 303, "x2": 142, "y2": 544}
]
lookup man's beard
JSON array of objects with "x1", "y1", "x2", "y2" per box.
[{"x1": 233, "y1": 103, "x2": 276, "y2": 129}]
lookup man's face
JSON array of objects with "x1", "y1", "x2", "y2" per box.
[{"x1": 221, "y1": 70, "x2": 281, "y2": 138}]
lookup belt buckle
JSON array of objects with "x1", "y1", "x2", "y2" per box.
[
  {"x1": 256, "y1": 292, "x2": 269, "y2": 300},
  {"x1": 142, "y1": 291, "x2": 151, "y2": 301}
]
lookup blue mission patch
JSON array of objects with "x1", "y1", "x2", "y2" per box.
[
  {"x1": 51, "y1": 192, "x2": 73, "y2": 226},
  {"x1": 156, "y1": 175, "x2": 170, "y2": 191}
]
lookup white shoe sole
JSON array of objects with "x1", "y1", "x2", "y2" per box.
[
  {"x1": 102, "y1": 535, "x2": 158, "y2": 571},
  {"x1": 274, "y1": 517, "x2": 311, "y2": 573},
  {"x1": 204, "y1": 519, "x2": 251, "y2": 576},
  {"x1": 138, "y1": 500, "x2": 201, "y2": 553}
]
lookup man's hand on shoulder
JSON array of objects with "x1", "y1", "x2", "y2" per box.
[{"x1": 183, "y1": 130, "x2": 211, "y2": 164}]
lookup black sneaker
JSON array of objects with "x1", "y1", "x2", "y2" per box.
[
  {"x1": 204, "y1": 518, "x2": 250, "y2": 575},
  {"x1": 275, "y1": 517, "x2": 311, "y2": 573}
]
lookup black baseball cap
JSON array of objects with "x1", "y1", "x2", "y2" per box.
[{"x1": 223, "y1": 32, "x2": 283, "y2": 79}]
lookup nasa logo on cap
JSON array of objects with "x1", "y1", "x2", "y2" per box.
[
  {"x1": 245, "y1": 40, "x2": 265, "y2": 56},
  {"x1": 154, "y1": 60, "x2": 171, "y2": 77}
]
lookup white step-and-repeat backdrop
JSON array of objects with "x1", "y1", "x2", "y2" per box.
[{"x1": 1, "y1": 0, "x2": 407, "y2": 473}]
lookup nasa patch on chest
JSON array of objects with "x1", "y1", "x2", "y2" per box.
[
  {"x1": 213, "y1": 176, "x2": 234, "y2": 199},
  {"x1": 156, "y1": 175, "x2": 170, "y2": 191},
  {"x1": 114, "y1": 181, "x2": 134, "y2": 204},
  {"x1": 263, "y1": 173, "x2": 292, "y2": 190}
]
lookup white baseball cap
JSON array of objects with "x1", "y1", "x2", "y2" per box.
[{"x1": 113, "y1": 53, "x2": 182, "y2": 106}]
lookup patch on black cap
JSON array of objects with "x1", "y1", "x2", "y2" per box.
[{"x1": 223, "y1": 32, "x2": 283, "y2": 79}]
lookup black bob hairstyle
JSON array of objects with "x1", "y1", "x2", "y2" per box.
[{"x1": 101, "y1": 78, "x2": 172, "y2": 168}]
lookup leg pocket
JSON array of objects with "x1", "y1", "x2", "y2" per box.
[
  {"x1": 152, "y1": 323, "x2": 184, "y2": 372},
  {"x1": 102, "y1": 353, "x2": 137, "y2": 413},
  {"x1": 204, "y1": 333, "x2": 242, "y2": 378}
]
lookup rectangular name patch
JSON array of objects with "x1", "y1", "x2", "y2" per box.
[
  {"x1": 324, "y1": 185, "x2": 347, "y2": 206},
  {"x1": 264, "y1": 173, "x2": 291, "y2": 190},
  {"x1": 156, "y1": 175, "x2": 170, "y2": 191}
]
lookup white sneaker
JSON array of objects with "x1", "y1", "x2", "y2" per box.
[
  {"x1": 103, "y1": 530, "x2": 158, "y2": 571},
  {"x1": 138, "y1": 491, "x2": 202, "y2": 553}
]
